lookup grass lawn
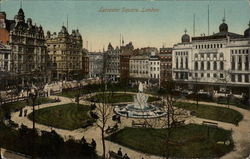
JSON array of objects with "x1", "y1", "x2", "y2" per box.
[
  {"x1": 106, "y1": 124, "x2": 233, "y2": 158},
  {"x1": 28, "y1": 103, "x2": 95, "y2": 130},
  {"x1": 1, "y1": 97, "x2": 55, "y2": 112},
  {"x1": 87, "y1": 93, "x2": 160, "y2": 103},
  {"x1": 174, "y1": 102, "x2": 243, "y2": 125}
]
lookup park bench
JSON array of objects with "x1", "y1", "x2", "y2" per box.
[
  {"x1": 131, "y1": 120, "x2": 152, "y2": 128},
  {"x1": 108, "y1": 151, "x2": 123, "y2": 159},
  {"x1": 202, "y1": 121, "x2": 218, "y2": 127},
  {"x1": 105, "y1": 124, "x2": 118, "y2": 134}
]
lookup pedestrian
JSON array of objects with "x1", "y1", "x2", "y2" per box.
[
  {"x1": 117, "y1": 147, "x2": 122, "y2": 156},
  {"x1": 91, "y1": 138, "x2": 96, "y2": 149},
  {"x1": 80, "y1": 136, "x2": 87, "y2": 144},
  {"x1": 24, "y1": 109, "x2": 27, "y2": 117},
  {"x1": 123, "y1": 153, "x2": 130, "y2": 159}
]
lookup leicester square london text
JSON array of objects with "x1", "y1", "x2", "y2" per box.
[{"x1": 98, "y1": 7, "x2": 160, "y2": 13}]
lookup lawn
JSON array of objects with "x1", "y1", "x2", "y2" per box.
[
  {"x1": 58, "y1": 83, "x2": 138, "y2": 98},
  {"x1": 107, "y1": 124, "x2": 233, "y2": 158},
  {"x1": 87, "y1": 93, "x2": 160, "y2": 103},
  {"x1": 1, "y1": 97, "x2": 55, "y2": 112},
  {"x1": 28, "y1": 103, "x2": 95, "y2": 130},
  {"x1": 174, "y1": 102, "x2": 243, "y2": 125}
]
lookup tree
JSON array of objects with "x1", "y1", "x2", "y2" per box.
[
  {"x1": 216, "y1": 70, "x2": 232, "y2": 108},
  {"x1": 157, "y1": 80, "x2": 189, "y2": 159},
  {"x1": 94, "y1": 80, "x2": 114, "y2": 159}
]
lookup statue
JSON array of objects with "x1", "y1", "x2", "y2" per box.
[{"x1": 138, "y1": 82, "x2": 143, "y2": 93}]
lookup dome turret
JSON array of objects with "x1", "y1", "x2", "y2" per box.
[
  {"x1": 244, "y1": 21, "x2": 250, "y2": 38},
  {"x1": 219, "y1": 18, "x2": 228, "y2": 32},
  {"x1": 181, "y1": 29, "x2": 190, "y2": 43}
]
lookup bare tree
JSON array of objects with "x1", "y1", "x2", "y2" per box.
[
  {"x1": 156, "y1": 80, "x2": 189, "y2": 159},
  {"x1": 216, "y1": 70, "x2": 231, "y2": 108},
  {"x1": 93, "y1": 81, "x2": 114, "y2": 159}
]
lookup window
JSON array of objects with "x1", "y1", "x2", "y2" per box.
[
  {"x1": 176, "y1": 58, "x2": 178, "y2": 69},
  {"x1": 220, "y1": 61, "x2": 224, "y2": 70},
  {"x1": 201, "y1": 73, "x2": 204, "y2": 77},
  {"x1": 232, "y1": 56, "x2": 235, "y2": 70},
  {"x1": 180, "y1": 58, "x2": 183, "y2": 69},
  {"x1": 195, "y1": 73, "x2": 198, "y2": 77},
  {"x1": 201, "y1": 61, "x2": 204, "y2": 70},
  {"x1": 213, "y1": 61, "x2": 217, "y2": 70},
  {"x1": 238, "y1": 74, "x2": 242, "y2": 82},
  {"x1": 207, "y1": 73, "x2": 210, "y2": 78},
  {"x1": 207, "y1": 61, "x2": 210, "y2": 70},
  {"x1": 185, "y1": 57, "x2": 188, "y2": 69},
  {"x1": 207, "y1": 53, "x2": 210, "y2": 58},
  {"x1": 201, "y1": 54, "x2": 204, "y2": 58},
  {"x1": 231, "y1": 75, "x2": 235, "y2": 82},
  {"x1": 220, "y1": 74, "x2": 224, "y2": 78},
  {"x1": 238, "y1": 56, "x2": 242, "y2": 70},
  {"x1": 213, "y1": 73, "x2": 217, "y2": 78},
  {"x1": 195, "y1": 61, "x2": 198, "y2": 70},
  {"x1": 220, "y1": 53, "x2": 223, "y2": 58},
  {"x1": 245, "y1": 74, "x2": 249, "y2": 83},
  {"x1": 195, "y1": 54, "x2": 198, "y2": 58}
]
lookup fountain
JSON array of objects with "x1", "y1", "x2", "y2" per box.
[{"x1": 114, "y1": 82, "x2": 167, "y2": 118}]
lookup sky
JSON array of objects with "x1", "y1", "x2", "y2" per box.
[{"x1": 1, "y1": 0, "x2": 250, "y2": 51}]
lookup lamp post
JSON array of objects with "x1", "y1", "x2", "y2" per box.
[{"x1": 29, "y1": 87, "x2": 37, "y2": 159}]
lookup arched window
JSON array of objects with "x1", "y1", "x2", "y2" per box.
[
  {"x1": 220, "y1": 61, "x2": 224, "y2": 70},
  {"x1": 201, "y1": 61, "x2": 204, "y2": 70},
  {"x1": 213, "y1": 61, "x2": 217, "y2": 70},
  {"x1": 195, "y1": 53, "x2": 198, "y2": 58},
  {"x1": 207, "y1": 61, "x2": 210, "y2": 70},
  {"x1": 195, "y1": 61, "x2": 198, "y2": 70},
  {"x1": 220, "y1": 53, "x2": 224, "y2": 58}
]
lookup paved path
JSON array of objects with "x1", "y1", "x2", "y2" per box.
[{"x1": 10, "y1": 95, "x2": 250, "y2": 159}]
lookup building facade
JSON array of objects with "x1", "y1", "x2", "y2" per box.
[
  {"x1": 46, "y1": 27, "x2": 83, "y2": 81},
  {"x1": 129, "y1": 55, "x2": 149, "y2": 82},
  {"x1": 149, "y1": 53, "x2": 161, "y2": 85},
  {"x1": 120, "y1": 42, "x2": 134, "y2": 82},
  {"x1": 82, "y1": 49, "x2": 89, "y2": 78},
  {"x1": 0, "y1": 8, "x2": 48, "y2": 85},
  {"x1": 159, "y1": 47, "x2": 172, "y2": 82},
  {"x1": 0, "y1": 43, "x2": 11, "y2": 72},
  {"x1": 88, "y1": 52, "x2": 104, "y2": 78},
  {"x1": 105, "y1": 43, "x2": 120, "y2": 81},
  {"x1": 172, "y1": 19, "x2": 250, "y2": 94}
]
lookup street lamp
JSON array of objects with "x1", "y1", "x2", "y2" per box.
[{"x1": 29, "y1": 86, "x2": 38, "y2": 159}]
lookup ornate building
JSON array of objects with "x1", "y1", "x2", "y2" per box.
[
  {"x1": 88, "y1": 52, "x2": 105, "y2": 78},
  {"x1": 105, "y1": 43, "x2": 120, "y2": 81},
  {"x1": 46, "y1": 27, "x2": 83, "y2": 81},
  {"x1": 120, "y1": 42, "x2": 134, "y2": 83},
  {"x1": 159, "y1": 47, "x2": 172, "y2": 82},
  {"x1": 0, "y1": 43, "x2": 11, "y2": 72},
  {"x1": 172, "y1": 19, "x2": 250, "y2": 94},
  {"x1": 0, "y1": 8, "x2": 48, "y2": 85}
]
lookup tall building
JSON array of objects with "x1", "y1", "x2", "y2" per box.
[
  {"x1": 88, "y1": 52, "x2": 104, "y2": 78},
  {"x1": 159, "y1": 47, "x2": 172, "y2": 82},
  {"x1": 0, "y1": 8, "x2": 48, "y2": 85},
  {"x1": 105, "y1": 43, "x2": 120, "y2": 81},
  {"x1": 129, "y1": 55, "x2": 149, "y2": 83},
  {"x1": 46, "y1": 27, "x2": 83, "y2": 81},
  {"x1": 120, "y1": 42, "x2": 134, "y2": 82},
  {"x1": 129, "y1": 52, "x2": 160, "y2": 85},
  {"x1": 82, "y1": 49, "x2": 89, "y2": 78},
  {"x1": 0, "y1": 43, "x2": 11, "y2": 72},
  {"x1": 172, "y1": 19, "x2": 250, "y2": 94}
]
